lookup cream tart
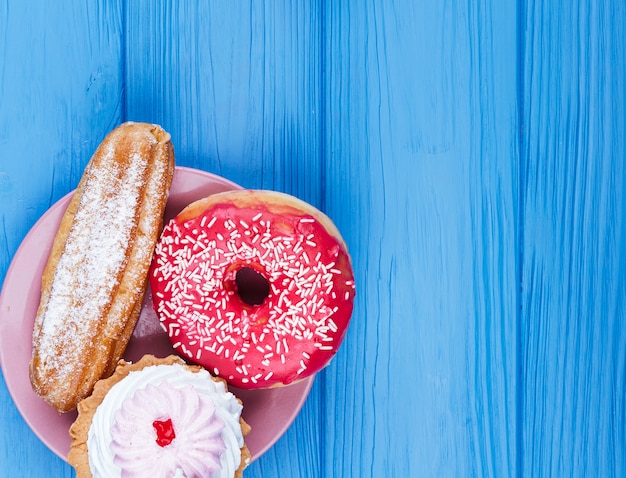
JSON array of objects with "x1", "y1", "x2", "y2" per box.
[{"x1": 68, "y1": 354, "x2": 251, "y2": 478}]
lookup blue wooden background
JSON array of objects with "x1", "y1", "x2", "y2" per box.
[{"x1": 1, "y1": 1, "x2": 625, "y2": 476}]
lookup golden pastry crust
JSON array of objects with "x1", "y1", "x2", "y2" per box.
[
  {"x1": 29, "y1": 122, "x2": 175, "y2": 412},
  {"x1": 68, "y1": 354, "x2": 251, "y2": 478},
  {"x1": 177, "y1": 189, "x2": 348, "y2": 251}
]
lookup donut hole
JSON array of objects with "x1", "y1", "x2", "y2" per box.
[{"x1": 235, "y1": 267, "x2": 270, "y2": 306}]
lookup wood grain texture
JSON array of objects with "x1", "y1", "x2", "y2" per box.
[
  {"x1": 1, "y1": 0, "x2": 624, "y2": 476},
  {"x1": 0, "y1": 1, "x2": 125, "y2": 476},
  {"x1": 521, "y1": 1, "x2": 626, "y2": 476},
  {"x1": 125, "y1": 0, "x2": 324, "y2": 205},
  {"x1": 322, "y1": 1, "x2": 519, "y2": 476}
]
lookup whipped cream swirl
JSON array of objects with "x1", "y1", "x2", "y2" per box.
[{"x1": 87, "y1": 364, "x2": 244, "y2": 478}]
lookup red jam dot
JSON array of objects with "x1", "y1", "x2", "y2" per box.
[{"x1": 153, "y1": 418, "x2": 176, "y2": 447}]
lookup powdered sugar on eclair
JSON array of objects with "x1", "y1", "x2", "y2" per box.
[
  {"x1": 30, "y1": 123, "x2": 176, "y2": 413},
  {"x1": 35, "y1": 146, "x2": 148, "y2": 397}
]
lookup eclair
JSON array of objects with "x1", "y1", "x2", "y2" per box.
[{"x1": 30, "y1": 122, "x2": 175, "y2": 413}]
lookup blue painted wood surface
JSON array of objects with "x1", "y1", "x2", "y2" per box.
[{"x1": 0, "y1": 1, "x2": 624, "y2": 477}]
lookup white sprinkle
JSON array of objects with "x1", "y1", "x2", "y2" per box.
[{"x1": 152, "y1": 194, "x2": 353, "y2": 387}]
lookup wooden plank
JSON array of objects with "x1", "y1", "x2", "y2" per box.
[
  {"x1": 3, "y1": 0, "x2": 622, "y2": 476},
  {"x1": 125, "y1": 0, "x2": 324, "y2": 203},
  {"x1": 322, "y1": 0, "x2": 520, "y2": 475},
  {"x1": 0, "y1": 1, "x2": 125, "y2": 476},
  {"x1": 125, "y1": 1, "x2": 325, "y2": 476},
  {"x1": 521, "y1": 1, "x2": 626, "y2": 475}
]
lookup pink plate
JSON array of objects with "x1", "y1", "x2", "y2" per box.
[{"x1": 0, "y1": 166, "x2": 314, "y2": 463}]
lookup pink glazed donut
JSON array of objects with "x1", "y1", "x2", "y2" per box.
[{"x1": 149, "y1": 190, "x2": 356, "y2": 389}]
